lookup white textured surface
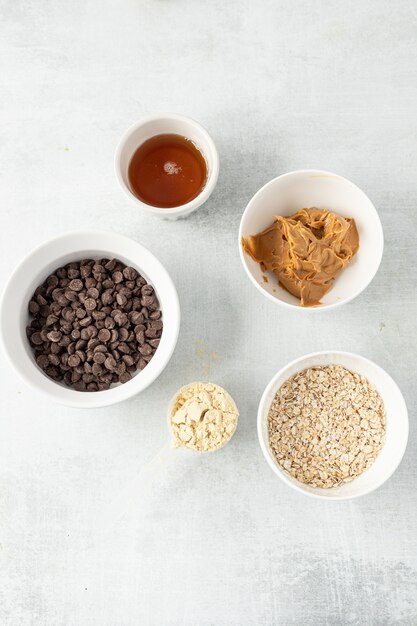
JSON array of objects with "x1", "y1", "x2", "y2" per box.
[{"x1": 1, "y1": 1, "x2": 416, "y2": 624}]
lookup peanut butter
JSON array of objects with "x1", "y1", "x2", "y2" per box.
[{"x1": 242, "y1": 208, "x2": 359, "y2": 306}]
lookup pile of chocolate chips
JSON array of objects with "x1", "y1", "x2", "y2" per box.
[{"x1": 26, "y1": 258, "x2": 163, "y2": 391}]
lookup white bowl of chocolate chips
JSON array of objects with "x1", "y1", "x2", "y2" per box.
[
  {"x1": 0, "y1": 231, "x2": 180, "y2": 408},
  {"x1": 239, "y1": 169, "x2": 384, "y2": 310}
]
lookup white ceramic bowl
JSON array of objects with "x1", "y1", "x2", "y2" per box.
[
  {"x1": 0, "y1": 231, "x2": 180, "y2": 408},
  {"x1": 258, "y1": 351, "x2": 408, "y2": 500},
  {"x1": 115, "y1": 113, "x2": 219, "y2": 220},
  {"x1": 239, "y1": 170, "x2": 384, "y2": 310}
]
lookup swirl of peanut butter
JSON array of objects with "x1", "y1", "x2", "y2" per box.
[{"x1": 242, "y1": 207, "x2": 359, "y2": 306}]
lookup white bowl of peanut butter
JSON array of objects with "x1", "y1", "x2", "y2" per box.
[{"x1": 239, "y1": 170, "x2": 383, "y2": 310}]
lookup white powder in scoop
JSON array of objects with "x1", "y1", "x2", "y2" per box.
[{"x1": 169, "y1": 382, "x2": 239, "y2": 452}]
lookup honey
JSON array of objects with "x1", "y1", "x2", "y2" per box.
[{"x1": 128, "y1": 134, "x2": 207, "y2": 208}]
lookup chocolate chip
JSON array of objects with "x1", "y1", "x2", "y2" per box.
[
  {"x1": 139, "y1": 343, "x2": 152, "y2": 356},
  {"x1": 68, "y1": 354, "x2": 80, "y2": 367},
  {"x1": 92, "y1": 310, "x2": 106, "y2": 320},
  {"x1": 104, "y1": 259, "x2": 116, "y2": 271},
  {"x1": 47, "y1": 330, "x2": 62, "y2": 342},
  {"x1": 46, "y1": 366, "x2": 60, "y2": 379},
  {"x1": 27, "y1": 257, "x2": 162, "y2": 391},
  {"x1": 141, "y1": 285, "x2": 154, "y2": 296},
  {"x1": 92, "y1": 363, "x2": 103, "y2": 376},
  {"x1": 98, "y1": 328, "x2": 111, "y2": 343},
  {"x1": 119, "y1": 371, "x2": 132, "y2": 383},
  {"x1": 36, "y1": 354, "x2": 49, "y2": 369},
  {"x1": 64, "y1": 289, "x2": 78, "y2": 302},
  {"x1": 104, "y1": 356, "x2": 117, "y2": 370},
  {"x1": 116, "y1": 293, "x2": 127, "y2": 307},
  {"x1": 85, "y1": 325, "x2": 98, "y2": 338},
  {"x1": 36, "y1": 294, "x2": 48, "y2": 306},
  {"x1": 46, "y1": 314, "x2": 58, "y2": 327},
  {"x1": 129, "y1": 311, "x2": 144, "y2": 325},
  {"x1": 123, "y1": 266, "x2": 137, "y2": 281},
  {"x1": 62, "y1": 308, "x2": 76, "y2": 323},
  {"x1": 118, "y1": 327, "x2": 129, "y2": 342},
  {"x1": 110, "y1": 329, "x2": 119, "y2": 343},
  {"x1": 87, "y1": 287, "x2": 99, "y2": 299},
  {"x1": 84, "y1": 298, "x2": 97, "y2": 311},
  {"x1": 79, "y1": 316, "x2": 92, "y2": 327},
  {"x1": 95, "y1": 319, "x2": 105, "y2": 331},
  {"x1": 67, "y1": 268, "x2": 80, "y2": 279},
  {"x1": 29, "y1": 300, "x2": 40, "y2": 315},
  {"x1": 46, "y1": 275, "x2": 59, "y2": 288},
  {"x1": 104, "y1": 316, "x2": 115, "y2": 329},
  {"x1": 80, "y1": 266, "x2": 91, "y2": 279},
  {"x1": 68, "y1": 279, "x2": 83, "y2": 292},
  {"x1": 115, "y1": 361, "x2": 126, "y2": 375},
  {"x1": 48, "y1": 354, "x2": 60, "y2": 366},
  {"x1": 112, "y1": 271, "x2": 123, "y2": 284},
  {"x1": 93, "y1": 351, "x2": 106, "y2": 365},
  {"x1": 141, "y1": 295, "x2": 155, "y2": 308},
  {"x1": 114, "y1": 311, "x2": 128, "y2": 326},
  {"x1": 57, "y1": 294, "x2": 70, "y2": 307},
  {"x1": 84, "y1": 277, "x2": 96, "y2": 289},
  {"x1": 76, "y1": 350, "x2": 86, "y2": 363},
  {"x1": 101, "y1": 290, "x2": 113, "y2": 306}
]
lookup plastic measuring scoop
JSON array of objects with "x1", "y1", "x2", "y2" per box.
[{"x1": 95, "y1": 382, "x2": 239, "y2": 537}]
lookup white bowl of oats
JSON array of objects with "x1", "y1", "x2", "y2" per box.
[{"x1": 258, "y1": 351, "x2": 408, "y2": 499}]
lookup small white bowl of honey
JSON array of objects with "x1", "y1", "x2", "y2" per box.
[{"x1": 115, "y1": 113, "x2": 219, "y2": 219}]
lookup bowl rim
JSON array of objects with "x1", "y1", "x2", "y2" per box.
[
  {"x1": 238, "y1": 169, "x2": 384, "y2": 312},
  {"x1": 114, "y1": 112, "x2": 220, "y2": 217},
  {"x1": 0, "y1": 230, "x2": 181, "y2": 408},
  {"x1": 257, "y1": 350, "x2": 409, "y2": 500}
]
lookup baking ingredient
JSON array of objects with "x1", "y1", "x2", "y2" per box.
[
  {"x1": 268, "y1": 365, "x2": 386, "y2": 488},
  {"x1": 26, "y1": 258, "x2": 162, "y2": 391},
  {"x1": 128, "y1": 134, "x2": 207, "y2": 208},
  {"x1": 241, "y1": 207, "x2": 359, "y2": 306},
  {"x1": 169, "y1": 382, "x2": 239, "y2": 452}
]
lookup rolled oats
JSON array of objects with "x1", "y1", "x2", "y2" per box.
[{"x1": 267, "y1": 365, "x2": 386, "y2": 488}]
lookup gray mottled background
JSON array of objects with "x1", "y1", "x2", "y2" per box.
[{"x1": 1, "y1": 1, "x2": 417, "y2": 624}]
